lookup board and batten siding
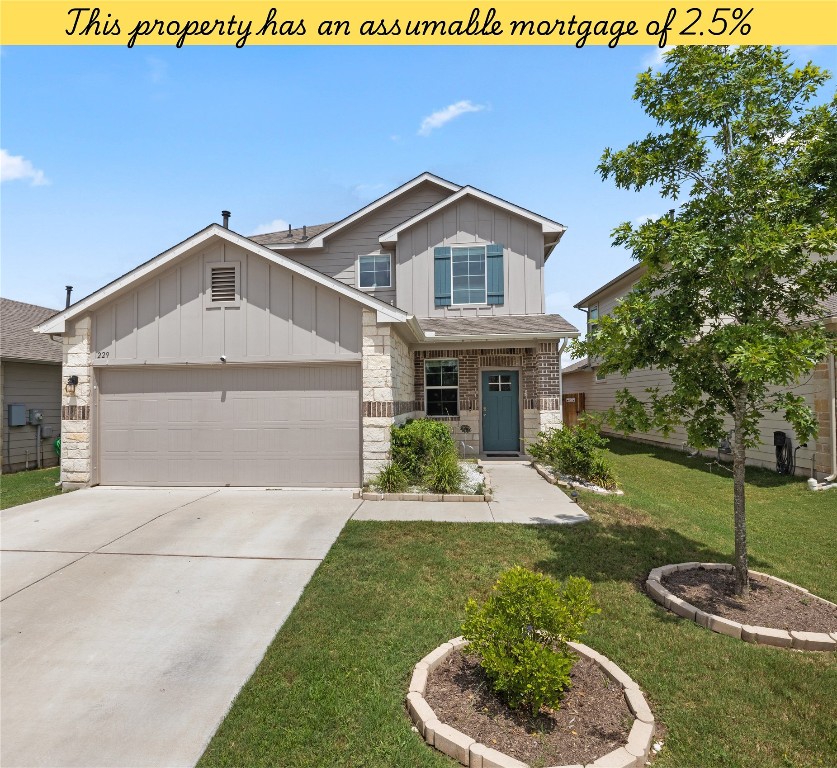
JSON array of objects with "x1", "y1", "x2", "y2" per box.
[
  {"x1": 563, "y1": 365, "x2": 823, "y2": 477},
  {"x1": 1, "y1": 361, "x2": 61, "y2": 472},
  {"x1": 282, "y1": 180, "x2": 451, "y2": 307},
  {"x1": 91, "y1": 242, "x2": 362, "y2": 365},
  {"x1": 395, "y1": 198, "x2": 545, "y2": 318}
]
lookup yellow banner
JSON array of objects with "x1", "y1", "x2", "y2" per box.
[{"x1": 2, "y1": 1, "x2": 835, "y2": 46}]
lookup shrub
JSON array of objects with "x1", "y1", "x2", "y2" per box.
[
  {"x1": 423, "y1": 449, "x2": 465, "y2": 494},
  {"x1": 528, "y1": 422, "x2": 617, "y2": 489},
  {"x1": 373, "y1": 462, "x2": 409, "y2": 493},
  {"x1": 391, "y1": 419, "x2": 456, "y2": 483},
  {"x1": 461, "y1": 566, "x2": 599, "y2": 715}
]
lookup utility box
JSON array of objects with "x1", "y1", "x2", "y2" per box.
[
  {"x1": 41, "y1": 426, "x2": 55, "y2": 439},
  {"x1": 28, "y1": 409, "x2": 43, "y2": 425},
  {"x1": 8, "y1": 403, "x2": 26, "y2": 427}
]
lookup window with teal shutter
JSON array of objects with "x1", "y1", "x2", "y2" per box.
[
  {"x1": 434, "y1": 247, "x2": 452, "y2": 306},
  {"x1": 486, "y1": 244, "x2": 504, "y2": 305}
]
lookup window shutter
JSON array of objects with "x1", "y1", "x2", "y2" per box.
[
  {"x1": 434, "y1": 246, "x2": 452, "y2": 307},
  {"x1": 486, "y1": 244, "x2": 504, "y2": 305}
]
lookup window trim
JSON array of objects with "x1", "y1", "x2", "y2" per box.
[
  {"x1": 595, "y1": 368, "x2": 606, "y2": 383},
  {"x1": 587, "y1": 303, "x2": 599, "y2": 337},
  {"x1": 450, "y1": 245, "x2": 488, "y2": 307},
  {"x1": 424, "y1": 358, "x2": 459, "y2": 417},
  {"x1": 356, "y1": 253, "x2": 392, "y2": 290}
]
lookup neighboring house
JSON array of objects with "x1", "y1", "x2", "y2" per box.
[
  {"x1": 35, "y1": 172, "x2": 579, "y2": 490},
  {"x1": 563, "y1": 263, "x2": 837, "y2": 480},
  {"x1": 1, "y1": 298, "x2": 63, "y2": 473}
]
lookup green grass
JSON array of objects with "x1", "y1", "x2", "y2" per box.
[
  {"x1": 0, "y1": 466, "x2": 61, "y2": 509},
  {"x1": 199, "y1": 438, "x2": 837, "y2": 768}
]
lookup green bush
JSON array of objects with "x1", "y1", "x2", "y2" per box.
[
  {"x1": 423, "y1": 449, "x2": 465, "y2": 494},
  {"x1": 372, "y1": 462, "x2": 409, "y2": 493},
  {"x1": 391, "y1": 419, "x2": 456, "y2": 483},
  {"x1": 528, "y1": 422, "x2": 617, "y2": 490},
  {"x1": 461, "y1": 566, "x2": 599, "y2": 715}
]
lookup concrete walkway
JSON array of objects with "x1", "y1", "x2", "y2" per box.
[
  {"x1": 352, "y1": 461, "x2": 589, "y2": 524},
  {"x1": 1, "y1": 488, "x2": 358, "y2": 768}
]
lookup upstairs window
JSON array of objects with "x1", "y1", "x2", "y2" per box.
[
  {"x1": 425, "y1": 359, "x2": 459, "y2": 416},
  {"x1": 588, "y1": 304, "x2": 599, "y2": 337},
  {"x1": 452, "y1": 247, "x2": 486, "y2": 305},
  {"x1": 358, "y1": 254, "x2": 391, "y2": 289}
]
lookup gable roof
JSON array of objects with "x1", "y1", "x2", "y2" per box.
[
  {"x1": 254, "y1": 172, "x2": 461, "y2": 250},
  {"x1": 561, "y1": 357, "x2": 591, "y2": 374},
  {"x1": 377, "y1": 186, "x2": 567, "y2": 256},
  {"x1": 35, "y1": 225, "x2": 409, "y2": 335},
  {"x1": 1, "y1": 298, "x2": 63, "y2": 363},
  {"x1": 249, "y1": 222, "x2": 335, "y2": 247},
  {"x1": 574, "y1": 263, "x2": 644, "y2": 309}
]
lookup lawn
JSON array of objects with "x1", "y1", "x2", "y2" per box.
[
  {"x1": 199, "y1": 438, "x2": 836, "y2": 768},
  {"x1": 0, "y1": 466, "x2": 61, "y2": 509}
]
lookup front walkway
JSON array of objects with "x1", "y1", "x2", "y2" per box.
[{"x1": 352, "y1": 461, "x2": 589, "y2": 524}]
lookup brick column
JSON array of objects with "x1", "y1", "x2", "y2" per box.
[
  {"x1": 60, "y1": 316, "x2": 93, "y2": 489},
  {"x1": 536, "y1": 341, "x2": 563, "y2": 432}
]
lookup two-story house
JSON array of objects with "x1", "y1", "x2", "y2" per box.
[
  {"x1": 36, "y1": 173, "x2": 579, "y2": 490},
  {"x1": 563, "y1": 263, "x2": 837, "y2": 481}
]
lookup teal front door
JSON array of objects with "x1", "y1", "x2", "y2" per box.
[{"x1": 482, "y1": 371, "x2": 520, "y2": 453}]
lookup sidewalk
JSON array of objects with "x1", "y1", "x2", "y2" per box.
[{"x1": 352, "y1": 461, "x2": 589, "y2": 524}]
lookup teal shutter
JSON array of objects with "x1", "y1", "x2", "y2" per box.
[
  {"x1": 434, "y1": 246, "x2": 452, "y2": 307},
  {"x1": 486, "y1": 244, "x2": 504, "y2": 305}
]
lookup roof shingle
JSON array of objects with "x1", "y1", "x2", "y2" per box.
[
  {"x1": 418, "y1": 314, "x2": 578, "y2": 338},
  {"x1": 249, "y1": 222, "x2": 335, "y2": 246},
  {"x1": 1, "y1": 298, "x2": 63, "y2": 363}
]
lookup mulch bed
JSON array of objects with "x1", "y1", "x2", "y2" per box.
[
  {"x1": 423, "y1": 649, "x2": 632, "y2": 767},
  {"x1": 663, "y1": 569, "x2": 837, "y2": 634}
]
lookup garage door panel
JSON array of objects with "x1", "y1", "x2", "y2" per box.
[{"x1": 98, "y1": 365, "x2": 360, "y2": 487}]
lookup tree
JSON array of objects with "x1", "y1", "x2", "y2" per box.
[{"x1": 575, "y1": 46, "x2": 837, "y2": 595}]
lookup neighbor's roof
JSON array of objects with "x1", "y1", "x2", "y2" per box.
[
  {"x1": 574, "y1": 263, "x2": 644, "y2": 309},
  {"x1": 418, "y1": 314, "x2": 578, "y2": 340},
  {"x1": 1, "y1": 298, "x2": 63, "y2": 363},
  {"x1": 561, "y1": 357, "x2": 590, "y2": 374}
]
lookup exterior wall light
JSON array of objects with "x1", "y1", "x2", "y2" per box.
[{"x1": 65, "y1": 375, "x2": 79, "y2": 395}]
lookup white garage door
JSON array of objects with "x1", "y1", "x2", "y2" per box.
[{"x1": 97, "y1": 365, "x2": 360, "y2": 487}]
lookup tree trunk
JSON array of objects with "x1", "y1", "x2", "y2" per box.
[{"x1": 732, "y1": 395, "x2": 749, "y2": 596}]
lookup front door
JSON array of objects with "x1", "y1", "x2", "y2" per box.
[{"x1": 482, "y1": 371, "x2": 520, "y2": 453}]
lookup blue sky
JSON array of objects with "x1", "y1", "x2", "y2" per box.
[{"x1": 2, "y1": 45, "x2": 835, "y2": 335}]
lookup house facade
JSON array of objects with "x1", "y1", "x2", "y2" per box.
[
  {"x1": 563, "y1": 263, "x2": 837, "y2": 480},
  {"x1": 1, "y1": 298, "x2": 63, "y2": 473},
  {"x1": 36, "y1": 173, "x2": 578, "y2": 490}
]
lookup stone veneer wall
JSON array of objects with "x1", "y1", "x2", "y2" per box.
[
  {"x1": 60, "y1": 315, "x2": 93, "y2": 489},
  {"x1": 361, "y1": 309, "x2": 417, "y2": 481},
  {"x1": 812, "y1": 357, "x2": 836, "y2": 477},
  {"x1": 412, "y1": 343, "x2": 564, "y2": 454}
]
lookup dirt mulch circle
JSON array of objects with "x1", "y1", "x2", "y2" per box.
[
  {"x1": 423, "y1": 649, "x2": 633, "y2": 767},
  {"x1": 663, "y1": 569, "x2": 837, "y2": 634}
]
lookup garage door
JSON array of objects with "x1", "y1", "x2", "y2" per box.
[{"x1": 97, "y1": 365, "x2": 360, "y2": 487}]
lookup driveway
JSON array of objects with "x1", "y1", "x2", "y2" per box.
[{"x1": 1, "y1": 487, "x2": 359, "y2": 768}]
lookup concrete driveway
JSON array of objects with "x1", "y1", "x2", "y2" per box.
[{"x1": 1, "y1": 487, "x2": 359, "y2": 768}]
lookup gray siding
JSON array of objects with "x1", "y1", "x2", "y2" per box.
[
  {"x1": 395, "y1": 198, "x2": 545, "y2": 318},
  {"x1": 282, "y1": 181, "x2": 451, "y2": 306},
  {"x1": 92, "y1": 242, "x2": 362, "y2": 365},
  {"x1": 1, "y1": 361, "x2": 61, "y2": 472}
]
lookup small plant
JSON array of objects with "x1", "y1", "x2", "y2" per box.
[
  {"x1": 372, "y1": 462, "x2": 409, "y2": 493},
  {"x1": 461, "y1": 566, "x2": 599, "y2": 715},
  {"x1": 528, "y1": 421, "x2": 617, "y2": 490},
  {"x1": 423, "y1": 449, "x2": 465, "y2": 494}
]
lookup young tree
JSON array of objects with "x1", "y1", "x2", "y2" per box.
[{"x1": 575, "y1": 47, "x2": 837, "y2": 595}]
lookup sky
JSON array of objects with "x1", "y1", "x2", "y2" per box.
[{"x1": 2, "y1": 44, "x2": 836, "y2": 337}]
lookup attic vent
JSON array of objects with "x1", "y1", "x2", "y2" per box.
[{"x1": 211, "y1": 266, "x2": 237, "y2": 301}]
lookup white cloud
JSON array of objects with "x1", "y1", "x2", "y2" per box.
[
  {"x1": 418, "y1": 100, "x2": 486, "y2": 136},
  {"x1": 1, "y1": 149, "x2": 49, "y2": 186},
  {"x1": 251, "y1": 218, "x2": 290, "y2": 235},
  {"x1": 642, "y1": 45, "x2": 675, "y2": 70}
]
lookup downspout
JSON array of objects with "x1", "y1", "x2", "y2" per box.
[{"x1": 826, "y1": 352, "x2": 836, "y2": 482}]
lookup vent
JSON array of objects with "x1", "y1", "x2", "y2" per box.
[{"x1": 210, "y1": 265, "x2": 237, "y2": 302}]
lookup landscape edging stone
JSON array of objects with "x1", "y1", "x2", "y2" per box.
[
  {"x1": 407, "y1": 637, "x2": 655, "y2": 768},
  {"x1": 645, "y1": 562, "x2": 836, "y2": 651}
]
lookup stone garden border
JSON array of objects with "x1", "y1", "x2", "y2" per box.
[
  {"x1": 356, "y1": 462, "x2": 493, "y2": 502},
  {"x1": 532, "y1": 462, "x2": 624, "y2": 496},
  {"x1": 645, "y1": 563, "x2": 837, "y2": 651},
  {"x1": 407, "y1": 637, "x2": 655, "y2": 768}
]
